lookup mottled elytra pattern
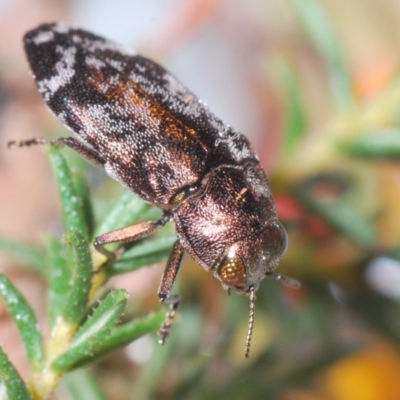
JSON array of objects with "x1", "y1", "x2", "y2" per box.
[{"x1": 20, "y1": 22, "x2": 293, "y2": 357}]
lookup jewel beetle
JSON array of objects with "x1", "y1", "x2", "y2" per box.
[{"x1": 11, "y1": 22, "x2": 298, "y2": 357}]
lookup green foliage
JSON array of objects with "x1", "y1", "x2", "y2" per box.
[
  {"x1": 0, "y1": 274, "x2": 44, "y2": 372},
  {"x1": 0, "y1": 238, "x2": 46, "y2": 274},
  {"x1": 276, "y1": 59, "x2": 307, "y2": 153},
  {"x1": 64, "y1": 369, "x2": 108, "y2": 400},
  {"x1": 0, "y1": 149, "x2": 170, "y2": 399},
  {"x1": 337, "y1": 129, "x2": 400, "y2": 159},
  {"x1": 291, "y1": 0, "x2": 353, "y2": 109},
  {"x1": 0, "y1": 346, "x2": 30, "y2": 400},
  {"x1": 52, "y1": 289, "x2": 129, "y2": 371}
]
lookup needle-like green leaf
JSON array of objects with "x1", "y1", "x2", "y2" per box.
[
  {"x1": 62, "y1": 230, "x2": 93, "y2": 326},
  {"x1": 65, "y1": 369, "x2": 109, "y2": 400},
  {"x1": 53, "y1": 312, "x2": 164, "y2": 371},
  {"x1": 297, "y1": 188, "x2": 377, "y2": 248},
  {"x1": 47, "y1": 147, "x2": 89, "y2": 241},
  {"x1": 46, "y1": 235, "x2": 71, "y2": 329},
  {"x1": 317, "y1": 201, "x2": 377, "y2": 247},
  {"x1": 73, "y1": 171, "x2": 96, "y2": 240},
  {"x1": 291, "y1": 0, "x2": 353, "y2": 109},
  {"x1": 337, "y1": 129, "x2": 400, "y2": 159},
  {"x1": 51, "y1": 289, "x2": 128, "y2": 372},
  {"x1": 93, "y1": 312, "x2": 164, "y2": 353},
  {"x1": 277, "y1": 59, "x2": 307, "y2": 153},
  {"x1": 0, "y1": 237, "x2": 45, "y2": 273},
  {"x1": 0, "y1": 346, "x2": 31, "y2": 400},
  {"x1": 0, "y1": 274, "x2": 44, "y2": 372},
  {"x1": 109, "y1": 233, "x2": 177, "y2": 275}
]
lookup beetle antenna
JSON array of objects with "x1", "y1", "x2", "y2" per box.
[
  {"x1": 245, "y1": 286, "x2": 256, "y2": 358},
  {"x1": 266, "y1": 271, "x2": 301, "y2": 289}
]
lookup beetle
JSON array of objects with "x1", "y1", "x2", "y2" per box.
[{"x1": 10, "y1": 22, "x2": 297, "y2": 357}]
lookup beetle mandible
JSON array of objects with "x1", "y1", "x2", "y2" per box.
[{"x1": 10, "y1": 22, "x2": 297, "y2": 358}]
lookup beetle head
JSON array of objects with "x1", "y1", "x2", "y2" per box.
[
  {"x1": 216, "y1": 218, "x2": 288, "y2": 357},
  {"x1": 216, "y1": 219, "x2": 288, "y2": 292}
]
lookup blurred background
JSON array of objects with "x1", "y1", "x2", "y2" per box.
[{"x1": 2, "y1": 0, "x2": 400, "y2": 399}]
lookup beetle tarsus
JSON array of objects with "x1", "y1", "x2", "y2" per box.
[
  {"x1": 93, "y1": 239, "x2": 117, "y2": 262},
  {"x1": 8, "y1": 138, "x2": 48, "y2": 148},
  {"x1": 158, "y1": 297, "x2": 180, "y2": 344}
]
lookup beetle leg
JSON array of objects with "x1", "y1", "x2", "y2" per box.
[
  {"x1": 94, "y1": 216, "x2": 169, "y2": 261},
  {"x1": 8, "y1": 137, "x2": 106, "y2": 168},
  {"x1": 53, "y1": 137, "x2": 106, "y2": 167},
  {"x1": 158, "y1": 240, "x2": 184, "y2": 344}
]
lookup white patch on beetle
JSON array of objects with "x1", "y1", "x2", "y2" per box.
[
  {"x1": 109, "y1": 75, "x2": 121, "y2": 86},
  {"x1": 108, "y1": 59, "x2": 125, "y2": 72},
  {"x1": 183, "y1": 95, "x2": 194, "y2": 104},
  {"x1": 37, "y1": 46, "x2": 76, "y2": 101},
  {"x1": 32, "y1": 30, "x2": 55, "y2": 45},
  {"x1": 72, "y1": 34, "x2": 83, "y2": 44},
  {"x1": 57, "y1": 111, "x2": 68, "y2": 125},
  {"x1": 87, "y1": 39, "x2": 137, "y2": 57},
  {"x1": 85, "y1": 55, "x2": 106, "y2": 70},
  {"x1": 135, "y1": 63, "x2": 146, "y2": 73},
  {"x1": 54, "y1": 21, "x2": 70, "y2": 34},
  {"x1": 163, "y1": 73, "x2": 186, "y2": 98}
]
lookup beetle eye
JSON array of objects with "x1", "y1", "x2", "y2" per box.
[{"x1": 218, "y1": 253, "x2": 247, "y2": 287}]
